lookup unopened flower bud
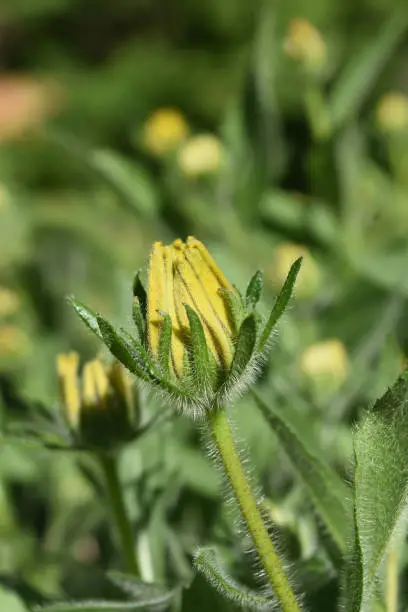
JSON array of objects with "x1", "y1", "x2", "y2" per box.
[
  {"x1": 376, "y1": 92, "x2": 408, "y2": 133},
  {"x1": 284, "y1": 18, "x2": 327, "y2": 74},
  {"x1": 57, "y1": 353, "x2": 138, "y2": 450},
  {"x1": 300, "y1": 339, "x2": 349, "y2": 396},
  {"x1": 141, "y1": 108, "x2": 190, "y2": 157},
  {"x1": 177, "y1": 134, "x2": 224, "y2": 177}
]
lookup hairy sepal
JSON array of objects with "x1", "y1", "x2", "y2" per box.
[{"x1": 245, "y1": 270, "x2": 263, "y2": 310}]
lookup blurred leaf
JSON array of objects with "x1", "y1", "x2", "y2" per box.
[
  {"x1": 90, "y1": 150, "x2": 160, "y2": 218},
  {"x1": 253, "y1": 391, "x2": 349, "y2": 557},
  {"x1": 347, "y1": 247, "x2": 408, "y2": 296},
  {"x1": 343, "y1": 372, "x2": 408, "y2": 612},
  {"x1": 0, "y1": 585, "x2": 29, "y2": 611},
  {"x1": 33, "y1": 598, "x2": 169, "y2": 611},
  {"x1": 330, "y1": 7, "x2": 408, "y2": 128},
  {"x1": 108, "y1": 571, "x2": 176, "y2": 606},
  {"x1": 193, "y1": 547, "x2": 272, "y2": 610}
]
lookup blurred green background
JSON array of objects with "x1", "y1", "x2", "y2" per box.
[{"x1": 1, "y1": 0, "x2": 408, "y2": 609}]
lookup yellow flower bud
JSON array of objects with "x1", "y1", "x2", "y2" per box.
[
  {"x1": 57, "y1": 353, "x2": 136, "y2": 446},
  {"x1": 376, "y1": 92, "x2": 408, "y2": 133},
  {"x1": 300, "y1": 339, "x2": 349, "y2": 391},
  {"x1": 0, "y1": 287, "x2": 20, "y2": 318},
  {"x1": 284, "y1": 18, "x2": 327, "y2": 73},
  {"x1": 271, "y1": 243, "x2": 320, "y2": 299},
  {"x1": 142, "y1": 107, "x2": 190, "y2": 157},
  {"x1": 147, "y1": 237, "x2": 235, "y2": 377},
  {"x1": 177, "y1": 134, "x2": 224, "y2": 177},
  {"x1": 0, "y1": 325, "x2": 30, "y2": 359}
]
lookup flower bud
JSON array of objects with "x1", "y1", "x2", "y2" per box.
[
  {"x1": 300, "y1": 339, "x2": 349, "y2": 396},
  {"x1": 177, "y1": 134, "x2": 224, "y2": 177},
  {"x1": 57, "y1": 353, "x2": 138, "y2": 450},
  {"x1": 271, "y1": 243, "x2": 320, "y2": 299},
  {"x1": 141, "y1": 107, "x2": 190, "y2": 157},
  {"x1": 376, "y1": 92, "x2": 408, "y2": 133},
  {"x1": 72, "y1": 236, "x2": 302, "y2": 417},
  {"x1": 0, "y1": 287, "x2": 20, "y2": 318},
  {"x1": 284, "y1": 18, "x2": 327, "y2": 74}
]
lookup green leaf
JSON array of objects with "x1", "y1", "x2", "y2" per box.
[
  {"x1": 90, "y1": 149, "x2": 160, "y2": 218},
  {"x1": 258, "y1": 258, "x2": 302, "y2": 351},
  {"x1": 245, "y1": 270, "x2": 263, "y2": 309},
  {"x1": 229, "y1": 314, "x2": 258, "y2": 380},
  {"x1": 193, "y1": 547, "x2": 272, "y2": 610},
  {"x1": 330, "y1": 7, "x2": 408, "y2": 129},
  {"x1": 253, "y1": 391, "x2": 348, "y2": 558},
  {"x1": 132, "y1": 271, "x2": 147, "y2": 317},
  {"x1": 157, "y1": 313, "x2": 172, "y2": 376},
  {"x1": 68, "y1": 297, "x2": 102, "y2": 339},
  {"x1": 107, "y1": 572, "x2": 175, "y2": 603},
  {"x1": 343, "y1": 372, "x2": 408, "y2": 612},
  {"x1": 33, "y1": 594, "x2": 171, "y2": 611},
  {"x1": 96, "y1": 316, "x2": 154, "y2": 383},
  {"x1": 184, "y1": 305, "x2": 212, "y2": 387}
]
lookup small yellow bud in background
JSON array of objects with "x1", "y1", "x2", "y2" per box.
[
  {"x1": 271, "y1": 243, "x2": 320, "y2": 299},
  {"x1": 284, "y1": 18, "x2": 327, "y2": 74},
  {"x1": 141, "y1": 107, "x2": 190, "y2": 157},
  {"x1": 0, "y1": 287, "x2": 20, "y2": 318},
  {"x1": 57, "y1": 354, "x2": 137, "y2": 447},
  {"x1": 376, "y1": 92, "x2": 408, "y2": 133},
  {"x1": 57, "y1": 352, "x2": 81, "y2": 429},
  {"x1": 147, "y1": 237, "x2": 235, "y2": 377},
  {"x1": 0, "y1": 325, "x2": 30, "y2": 359},
  {"x1": 177, "y1": 134, "x2": 224, "y2": 177},
  {"x1": 300, "y1": 339, "x2": 349, "y2": 394}
]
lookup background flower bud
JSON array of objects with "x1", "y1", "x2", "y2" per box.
[
  {"x1": 376, "y1": 92, "x2": 408, "y2": 133},
  {"x1": 300, "y1": 339, "x2": 349, "y2": 397},
  {"x1": 177, "y1": 134, "x2": 224, "y2": 177},
  {"x1": 141, "y1": 107, "x2": 190, "y2": 157},
  {"x1": 284, "y1": 18, "x2": 327, "y2": 74}
]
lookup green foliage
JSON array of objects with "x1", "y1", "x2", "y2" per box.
[
  {"x1": 343, "y1": 372, "x2": 408, "y2": 612},
  {"x1": 3, "y1": 0, "x2": 408, "y2": 610}
]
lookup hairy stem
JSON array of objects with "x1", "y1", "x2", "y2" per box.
[
  {"x1": 99, "y1": 453, "x2": 140, "y2": 576},
  {"x1": 208, "y1": 406, "x2": 301, "y2": 611}
]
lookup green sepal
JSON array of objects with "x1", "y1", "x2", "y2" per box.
[
  {"x1": 157, "y1": 313, "x2": 172, "y2": 376},
  {"x1": 96, "y1": 315, "x2": 155, "y2": 383},
  {"x1": 68, "y1": 297, "x2": 102, "y2": 339},
  {"x1": 132, "y1": 298, "x2": 146, "y2": 343},
  {"x1": 229, "y1": 313, "x2": 258, "y2": 381},
  {"x1": 245, "y1": 270, "x2": 263, "y2": 309},
  {"x1": 132, "y1": 270, "x2": 147, "y2": 317},
  {"x1": 184, "y1": 304, "x2": 213, "y2": 388},
  {"x1": 258, "y1": 257, "x2": 302, "y2": 351},
  {"x1": 193, "y1": 547, "x2": 272, "y2": 610},
  {"x1": 218, "y1": 288, "x2": 245, "y2": 336}
]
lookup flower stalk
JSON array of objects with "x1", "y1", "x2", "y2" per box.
[
  {"x1": 208, "y1": 406, "x2": 301, "y2": 612},
  {"x1": 99, "y1": 452, "x2": 140, "y2": 577}
]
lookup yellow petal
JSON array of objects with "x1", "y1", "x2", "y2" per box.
[
  {"x1": 173, "y1": 241, "x2": 234, "y2": 367},
  {"x1": 82, "y1": 360, "x2": 109, "y2": 409},
  {"x1": 57, "y1": 352, "x2": 80, "y2": 428}
]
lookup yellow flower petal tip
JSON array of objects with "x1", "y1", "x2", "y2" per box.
[{"x1": 147, "y1": 237, "x2": 235, "y2": 377}]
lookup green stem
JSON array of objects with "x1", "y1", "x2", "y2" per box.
[
  {"x1": 99, "y1": 453, "x2": 140, "y2": 576},
  {"x1": 208, "y1": 407, "x2": 301, "y2": 612},
  {"x1": 208, "y1": 408, "x2": 300, "y2": 612},
  {"x1": 386, "y1": 547, "x2": 398, "y2": 612}
]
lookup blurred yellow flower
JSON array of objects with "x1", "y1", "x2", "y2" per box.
[
  {"x1": 0, "y1": 325, "x2": 30, "y2": 358},
  {"x1": 177, "y1": 134, "x2": 224, "y2": 177},
  {"x1": 147, "y1": 237, "x2": 235, "y2": 376},
  {"x1": 376, "y1": 92, "x2": 408, "y2": 133},
  {"x1": 0, "y1": 287, "x2": 20, "y2": 318},
  {"x1": 300, "y1": 339, "x2": 349, "y2": 389},
  {"x1": 271, "y1": 243, "x2": 320, "y2": 299},
  {"x1": 57, "y1": 353, "x2": 133, "y2": 431},
  {"x1": 284, "y1": 18, "x2": 327, "y2": 73},
  {"x1": 142, "y1": 107, "x2": 190, "y2": 157}
]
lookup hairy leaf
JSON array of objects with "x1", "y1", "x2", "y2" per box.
[
  {"x1": 68, "y1": 297, "x2": 102, "y2": 339},
  {"x1": 343, "y1": 372, "x2": 408, "y2": 612},
  {"x1": 245, "y1": 270, "x2": 263, "y2": 309},
  {"x1": 194, "y1": 547, "x2": 272, "y2": 610}
]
